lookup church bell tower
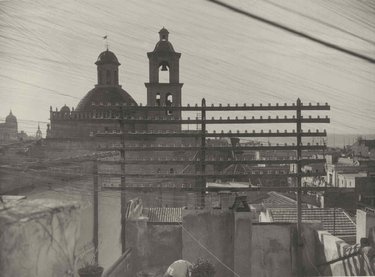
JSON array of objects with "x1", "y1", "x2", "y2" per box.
[{"x1": 145, "y1": 28, "x2": 183, "y2": 130}]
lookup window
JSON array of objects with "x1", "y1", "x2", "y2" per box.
[
  {"x1": 98, "y1": 70, "x2": 102, "y2": 84},
  {"x1": 106, "y1": 70, "x2": 111, "y2": 84},
  {"x1": 169, "y1": 168, "x2": 174, "y2": 174},
  {"x1": 166, "y1": 93, "x2": 173, "y2": 115},
  {"x1": 156, "y1": 93, "x2": 161, "y2": 106},
  {"x1": 114, "y1": 70, "x2": 118, "y2": 84}
]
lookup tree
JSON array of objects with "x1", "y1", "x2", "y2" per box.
[{"x1": 191, "y1": 259, "x2": 215, "y2": 277}]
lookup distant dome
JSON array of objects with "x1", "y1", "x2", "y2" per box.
[
  {"x1": 5, "y1": 111, "x2": 17, "y2": 123},
  {"x1": 75, "y1": 86, "x2": 137, "y2": 112},
  {"x1": 95, "y1": 50, "x2": 120, "y2": 65},
  {"x1": 60, "y1": 105, "x2": 70, "y2": 114}
]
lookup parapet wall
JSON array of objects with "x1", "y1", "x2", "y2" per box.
[{"x1": 316, "y1": 231, "x2": 374, "y2": 276}]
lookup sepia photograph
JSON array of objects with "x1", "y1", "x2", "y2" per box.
[{"x1": 0, "y1": 0, "x2": 374, "y2": 276}]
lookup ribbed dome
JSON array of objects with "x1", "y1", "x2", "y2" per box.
[
  {"x1": 76, "y1": 86, "x2": 137, "y2": 111},
  {"x1": 60, "y1": 105, "x2": 70, "y2": 114},
  {"x1": 95, "y1": 50, "x2": 120, "y2": 65},
  {"x1": 5, "y1": 111, "x2": 17, "y2": 123}
]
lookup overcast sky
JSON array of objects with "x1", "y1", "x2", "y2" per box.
[{"x1": 0, "y1": 0, "x2": 374, "y2": 135}]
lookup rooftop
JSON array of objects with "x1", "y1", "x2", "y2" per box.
[
  {"x1": 267, "y1": 207, "x2": 356, "y2": 239},
  {"x1": 143, "y1": 207, "x2": 182, "y2": 224}
]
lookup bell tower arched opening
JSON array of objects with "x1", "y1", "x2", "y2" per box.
[{"x1": 159, "y1": 62, "x2": 170, "y2": 83}]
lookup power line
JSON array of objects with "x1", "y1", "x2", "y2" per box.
[
  {"x1": 206, "y1": 0, "x2": 375, "y2": 64},
  {"x1": 263, "y1": 0, "x2": 375, "y2": 46}
]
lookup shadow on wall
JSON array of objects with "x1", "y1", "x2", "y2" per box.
[{"x1": 316, "y1": 231, "x2": 375, "y2": 276}]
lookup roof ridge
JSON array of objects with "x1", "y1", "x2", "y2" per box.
[{"x1": 270, "y1": 191, "x2": 297, "y2": 204}]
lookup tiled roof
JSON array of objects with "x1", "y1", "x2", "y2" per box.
[
  {"x1": 252, "y1": 191, "x2": 298, "y2": 208},
  {"x1": 282, "y1": 192, "x2": 320, "y2": 207},
  {"x1": 268, "y1": 208, "x2": 356, "y2": 237},
  {"x1": 144, "y1": 207, "x2": 182, "y2": 224}
]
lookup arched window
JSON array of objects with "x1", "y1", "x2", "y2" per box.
[
  {"x1": 166, "y1": 93, "x2": 173, "y2": 115},
  {"x1": 106, "y1": 70, "x2": 111, "y2": 84},
  {"x1": 159, "y1": 62, "x2": 169, "y2": 83},
  {"x1": 114, "y1": 70, "x2": 118, "y2": 84},
  {"x1": 156, "y1": 93, "x2": 161, "y2": 106},
  {"x1": 169, "y1": 168, "x2": 174, "y2": 174},
  {"x1": 98, "y1": 70, "x2": 102, "y2": 84}
]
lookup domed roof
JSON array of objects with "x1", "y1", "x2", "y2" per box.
[
  {"x1": 75, "y1": 86, "x2": 137, "y2": 112},
  {"x1": 95, "y1": 50, "x2": 120, "y2": 65},
  {"x1": 60, "y1": 105, "x2": 70, "y2": 114},
  {"x1": 153, "y1": 27, "x2": 175, "y2": 53},
  {"x1": 5, "y1": 110, "x2": 17, "y2": 123},
  {"x1": 153, "y1": 41, "x2": 175, "y2": 53}
]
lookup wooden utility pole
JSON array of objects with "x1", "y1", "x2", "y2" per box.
[
  {"x1": 296, "y1": 98, "x2": 303, "y2": 276},
  {"x1": 120, "y1": 114, "x2": 126, "y2": 253},
  {"x1": 93, "y1": 159, "x2": 99, "y2": 263},
  {"x1": 200, "y1": 98, "x2": 206, "y2": 208}
]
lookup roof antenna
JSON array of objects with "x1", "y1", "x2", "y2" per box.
[{"x1": 103, "y1": 35, "x2": 109, "y2": 50}]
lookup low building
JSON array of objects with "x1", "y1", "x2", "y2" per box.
[
  {"x1": 337, "y1": 172, "x2": 367, "y2": 188},
  {"x1": 326, "y1": 156, "x2": 365, "y2": 187},
  {"x1": 350, "y1": 138, "x2": 375, "y2": 159}
]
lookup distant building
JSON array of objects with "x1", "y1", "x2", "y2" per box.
[
  {"x1": 350, "y1": 138, "x2": 375, "y2": 159},
  {"x1": 337, "y1": 172, "x2": 367, "y2": 188},
  {"x1": 36, "y1": 124, "x2": 42, "y2": 140},
  {"x1": 326, "y1": 155, "x2": 366, "y2": 187},
  {"x1": 0, "y1": 111, "x2": 18, "y2": 143}
]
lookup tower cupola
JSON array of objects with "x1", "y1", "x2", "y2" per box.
[
  {"x1": 159, "y1": 27, "x2": 169, "y2": 41},
  {"x1": 95, "y1": 50, "x2": 120, "y2": 86}
]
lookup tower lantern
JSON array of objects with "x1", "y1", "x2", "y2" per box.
[{"x1": 95, "y1": 50, "x2": 121, "y2": 86}]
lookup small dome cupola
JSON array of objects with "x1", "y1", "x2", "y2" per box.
[
  {"x1": 153, "y1": 28, "x2": 175, "y2": 53},
  {"x1": 95, "y1": 49, "x2": 120, "y2": 86},
  {"x1": 60, "y1": 105, "x2": 70, "y2": 115},
  {"x1": 159, "y1": 27, "x2": 169, "y2": 41},
  {"x1": 95, "y1": 50, "x2": 120, "y2": 66}
]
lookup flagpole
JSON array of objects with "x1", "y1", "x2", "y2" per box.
[{"x1": 103, "y1": 35, "x2": 108, "y2": 50}]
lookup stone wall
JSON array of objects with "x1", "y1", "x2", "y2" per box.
[{"x1": 0, "y1": 198, "x2": 80, "y2": 277}]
